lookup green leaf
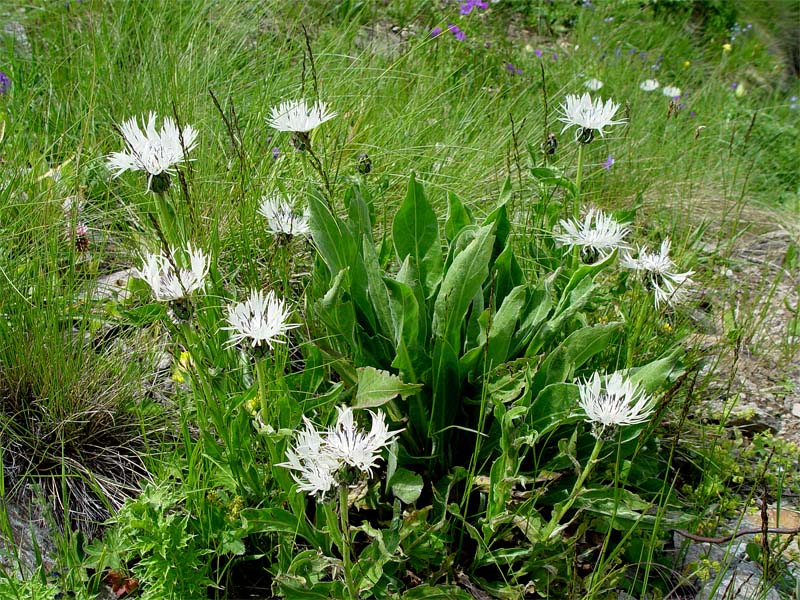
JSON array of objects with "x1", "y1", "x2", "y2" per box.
[
  {"x1": 432, "y1": 223, "x2": 495, "y2": 348},
  {"x1": 392, "y1": 173, "x2": 443, "y2": 298},
  {"x1": 531, "y1": 322, "x2": 622, "y2": 391},
  {"x1": 307, "y1": 187, "x2": 358, "y2": 278},
  {"x1": 343, "y1": 183, "x2": 373, "y2": 243},
  {"x1": 402, "y1": 585, "x2": 473, "y2": 600},
  {"x1": 528, "y1": 382, "x2": 581, "y2": 436},
  {"x1": 444, "y1": 191, "x2": 472, "y2": 241},
  {"x1": 362, "y1": 237, "x2": 394, "y2": 342},
  {"x1": 241, "y1": 507, "x2": 325, "y2": 550},
  {"x1": 531, "y1": 166, "x2": 577, "y2": 199},
  {"x1": 628, "y1": 348, "x2": 683, "y2": 393},
  {"x1": 355, "y1": 366, "x2": 422, "y2": 408},
  {"x1": 430, "y1": 336, "x2": 461, "y2": 446},
  {"x1": 485, "y1": 284, "x2": 528, "y2": 369},
  {"x1": 388, "y1": 467, "x2": 424, "y2": 503}
]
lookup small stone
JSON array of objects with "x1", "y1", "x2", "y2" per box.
[
  {"x1": 791, "y1": 403, "x2": 800, "y2": 418},
  {"x1": 2, "y1": 21, "x2": 31, "y2": 58}
]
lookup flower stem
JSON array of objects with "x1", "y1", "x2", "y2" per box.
[
  {"x1": 545, "y1": 434, "x2": 604, "y2": 539},
  {"x1": 573, "y1": 142, "x2": 584, "y2": 220},
  {"x1": 254, "y1": 356, "x2": 270, "y2": 425},
  {"x1": 339, "y1": 483, "x2": 358, "y2": 600}
]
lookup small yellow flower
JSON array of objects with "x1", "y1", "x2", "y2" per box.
[
  {"x1": 722, "y1": 43, "x2": 732, "y2": 52},
  {"x1": 245, "y1": 396, "x2": 259, "y2": 415},
  {"x1": 683, "y1": 60, "x2": 691, "y2": 68},
  {"x1": 661, "y1": 322, "x2": 673, "y2": 333},
  {"x1": 735, "y1": 83, "x2": 745, "y2": 97}
]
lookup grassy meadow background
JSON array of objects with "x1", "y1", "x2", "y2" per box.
[{"x1": 0, "y1": 0, "x2": 798, "y2": 598}]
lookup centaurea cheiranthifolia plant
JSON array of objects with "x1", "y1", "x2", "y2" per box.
[
  {"x1": 267, "y1": 99, "x2": 337, "y2": 202},
  {"x1": 554, "y1": 208, "x2": 629, "y2": 263},
  {"x1": 543, "y1": 371, "x2": 655, "y2": 540},
  {"x1": 278, "y1": 406, "x2": 402, "y2": 599},
  {"x1": 107, "y1": 112, "x2": 198, "y2": 193},
  {"x1": 134, "y1": 243, "x2": 209, "y2": 320},
  {"x1": 621, "y1": 239, "x2": 695, "y2": 309}
]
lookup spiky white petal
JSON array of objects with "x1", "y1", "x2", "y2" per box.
[
  {"x1": 326, "y1": 407, "x2": 401, "y2": 476},
  {"x1": 661, "y1": 85, "x2": 682, "y2": 98},
  {"x1": 223, "y1": 289, "x2": 299, "y2": 349},
  {"x1": 134, "y1": 242, "x2": 209, "y2": 302},
  {"x1": 277, "y1": 406, "x2": 403, "y2": 500},
  {"x1": 578, "y1": 371, "x2": 655, "y2": 436},
  {"x1": 640, "y1": 79, "x2": 660, "y2": 92},
  {"x1": 554, "y1": 208, "x2": 630, "y2": 261},
  {"x1": 621, "y1": 239, "x2": 695, "y2": 309},
  {"x1": 558, "y1": 93, "x2": 625, "y2": 138},
  {"x1": 106, "y1": 112, "x2": 198, "y2": 188},
  {"x1": 584, "y1": 78, "x2": 604, "y2": 91},
  {"x1": 258, "y1": 195, "x2": 311, "y2": 237},
  {"x1": 267, "y1": 99, "x2": 337, "y2": 133}
]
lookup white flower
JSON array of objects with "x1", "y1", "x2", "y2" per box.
[
  {"x1": 554, "y1": 208, "x2": 630, "y2": 261},
  {"x1": 558, "y1": 93, "x2": 625, "y2": 141},
  {"x1": 279, "y1": 417, "x2": 340, "y2": 498},
  {"x1": 107, "y1": 112, "x2": 198, "y2": 190},
  {"x1": 661, "y1": 85, "x2": 681, "y2": 98},
  {"x1": 278, "y1": 406, "x2": 403, "y2": 500},
  {"x1": 578, "y1": 371, "x2": 654, "y2": 436},
  {"x1": 326, "y1": 406, "x2": 401, "y2": 476},
  {"x1": 258, "y1": 195, "x2": 311, "y2": 237},
  {"x1": 640, "y1": 79, "x2": 660, "y2": 92},
  {"x1": 584, "y1": 78, "x2": 604, "y2": 91},
  {"x1": 267, "y1": 99, "x2": 337, "y2": 133},
  {"x1": 134, "y1": 242, "x2": 209, "y2": 302},
  {"x1": 621, "y1": 239, "x2": 695, "y2": 309},
  {"x1": 223, "y1": 289, "x2": 299, "y2": 349}
]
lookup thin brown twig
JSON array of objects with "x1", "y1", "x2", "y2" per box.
[{"x1": 674, "y1": 525, "x2": 800, "y2": 545}]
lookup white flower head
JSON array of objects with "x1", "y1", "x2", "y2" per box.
[
  {"x1": 258, "y1": 195, "x2": 311, "y2": 238},
  {"x1": 661, "y1": 85, "x2": 682, "y2": 98},
  {"x1": 223, "y1": 289, "x2": 300, "y2": 349},
  {"x1": 134, "y1": 242, "x2": 209, "y2": 302},
  {"x1": 554, "y1": 208, "x2": 630, "y2": 262},
  {"x1": 277, "y1": 406, "x2": 403, "y2": 500},
  {"x1": 107, "y1": 112, "x2": 198, "y2": 191},
  {"x1": 584, "y1": 78, "x2": 604, "y2": 91},
  {"x1": 578, "y1": 371, "x2": 655, "y2": 437},
  {"x1": 327, "y1": 406, "x2": 401, "y2": 476},
  {"x1": 640, "y1": 79, "x2": 660, "y2": 92},
  {"x1": 621, "y1": 238, "x2": 695, "y2": 309},
  {"x1": 558, "y1": 93, "x2": 625, "y2": 143},
  {"x1": 267, "y1": 99, "x2": 337, "y2": 133}
]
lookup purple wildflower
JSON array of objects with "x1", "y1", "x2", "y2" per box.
[
  {"x1": 628, "y1": 48, "x2": 637, "y2": 56},
  {"x1": 272, "y1": 147, "x2": 280, "y2": 160},
  {"x1": 448, "y1": 24, "x2": 466, "y2": 41},
  {"x1": 603, "y1": 155, "x2": 615, "y2": 171},
  {"x1": 689, "y1": 111, "x2": 697, "y2": 117},
  {"x1": 460, "y1": 0, "x2": 487, "y2": 15},
  {"x1": 505, "y1": 63, "x2": 522, "y2": 75},
  {"x1": 0, "y1": 72, "x2": 10, "y2": 95},
  {"x1": 551, "y1": 53, "x2": 558, "y2": 60},
  {"x1": 534, "y1": 48, "x2": 543, "y2": 57},
  {"x1": 430, "y1": 26, "x2": 442, "y2": 38},
  {"x1": 731, "y1": 82, "x2": 738, "y2": 90}
]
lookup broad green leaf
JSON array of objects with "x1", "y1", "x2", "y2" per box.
[
  {"x1": 430, "y1": 336, "x2": 461, "y2": 447},
  {"x1": 343, "y1": 183, "x2": 373, "y2": 243},
  {"x1": 485, "y1": 285, "x2": 528, "y2": 369},
  {"x1": 494, "y1": 242, "x2": 525, "y2": 305},
  {"x1": 510, "y1": 285, "x2": 552, "y2": 356},
  {"x1": 362, "y1": 237, "x2": 394, "y2": 342},
  {"x1": 628, "y1": 348, "x2": 683, "y2": 393},
  {"x1": 355, "y1": 366, "x2": 422, "y2": 408},
  {"x1": 531, "y1": 166, "x2": 577, "y2": 199},
  {"x1": 531, "y1": 322, "x2": 622, "y2": 391},
  {"x1": 432, "y1": 224, "x2": 495, "y2": 348},
  {"x1": 392, "y1": 173, "x2": 443, "y2": 297},
  {"x1": 307, "y1": 187, "x2": 357, "y2": 278},
  {"x1": 528, "y1": 382, "x2": 581, "y2": 436},
  {"x1": 402, "y1": 585, "x2": 472, "y2": 600},
  {"x1": 526, "y1": 275, "x2": 596, "y2": 356},
  {"x1": 240, "y1": 507, "x2": 325, "y2": 550},
  {"x1": 388, "y1": 467, "x2": 424, "y2": 503},
  {"x1": 317, "y1": 269, "x2": 356, "y2": 349},
  {"x1": 444, "y1": 190, "x2": 472, "y2": 241}
]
